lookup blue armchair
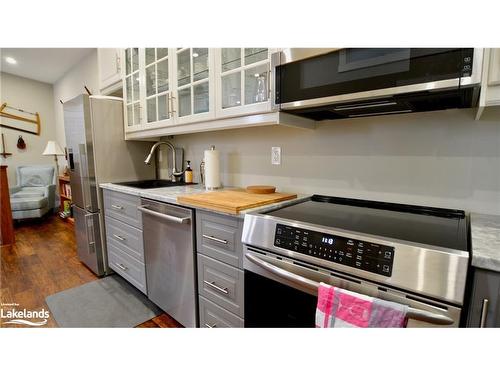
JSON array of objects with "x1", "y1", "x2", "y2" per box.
[{"x1": 9, "y1": 165, "x2": 57, "y2": 220}]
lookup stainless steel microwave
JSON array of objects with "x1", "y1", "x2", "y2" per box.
[{"x1": 272, "y1": 48, "x2": 483, "y2": 120}]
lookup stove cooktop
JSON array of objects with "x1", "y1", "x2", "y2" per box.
[{"x1": 267, "y1": 195, "x2": 468, "y2": 251}]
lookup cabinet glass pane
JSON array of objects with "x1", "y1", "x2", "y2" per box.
[
  {"x1": 158, "y1": 94, "x2": 169, "y2": 121},
  {"x1": 221, "y1": 72, "x2": 241, "y2": 109},
  {"x1": 244, "y1": 48, "x2": 268, "y2": 65},
  {"x1": 126, "y1": 76, "x2": 132, "y2": 103},
  {"x1": 146, "y1": 48, "x2": 155, "y2": 66},
  {"x1": 193, "y1": 82, "x2": 209, "y2": 114},
  {"x1": 132, "y1": 48, "x2": 139, "y2": 71},
  {"x1": 157, "y1": 59, "x2": 169, "y2": 93},
  {"x1": 193, "y1": 48, "x2": 209, "y2": 82},
  {"x1": 127, "y1": 104, "x2": 133, "y2": 126},
  {"x1": 245, "y1": 65, "x2": 268, "y2": 105},
  {"x1": 222, "y1": 48, "x2": 241, "y2": 72},
  {"x1": 133, "y1": 102, "x2": 141, "y2": 125},
  {"x1": 157, "y1": 48, "x2": 168, "y2": 60},
  {"x1": 178, "y1": 87, "x2": 191, "y2": 117},
  {"x1": 147, "y1": 97, "x2": 157, "y2": 123},
  {"x1": 125, "y1": 49, "x2": 132, "y2": 75},
  {"x1": 132, "y1": 72, "x2": 140, "y2": 101},
  {"x1": 177, "y1": 49, "x2": 191, "y2": 87},
  {"x1": 146, "y1": 65, "x2": 156, "y2": 97}
]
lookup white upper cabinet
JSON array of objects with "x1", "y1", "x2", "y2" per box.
[
  {"x1": 123, "y1": 48, "x2": 143, "y2": 132},
  {"x1": 487, "y1": 48, "x2": 500, "y2": 88},
  {"x1": 173, "y1": 48, "x2": 215, "y2": 124},
  {"x1": 143, "y1": 48, "x2": 175, "y2": 128},
  {"x1": 476, "y1": 48, "x2": 500, "y2": 119},
  {"x1": 215, "y1": 48, "x2": 274, "y2": 118},
  {"x1": 120, "y1": 48, "x2": 313, "y2": 138},
  {"x1": 98, "y1": 48, "x2": 122, "y2": 92}
]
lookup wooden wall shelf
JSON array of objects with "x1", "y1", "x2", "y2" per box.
[{"x1": 58, "y1": 175, "x2": 73, "y2": 224}]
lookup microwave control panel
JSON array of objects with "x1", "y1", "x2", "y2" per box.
[
  {"x1": 461, "y1": 49, "x2": 474, "y2": 77},
  {"x1": 274, "y1": 224, "x2": 394, "y2": 277}
]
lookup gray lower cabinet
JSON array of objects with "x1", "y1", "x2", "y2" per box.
[
  {"x1": 199, "y1": 296, "x2": 244, "y2": 328},
  {"x1": 103, "y1": 189, "x2": 147, "y2": 294},
  {"x1": 196, "y1": 211, "x2": 244, "y2": 268},
  {"x1": 197, "y1": 253, "x2": 244, "y2": 317},
  {"x1": 467, "y1": 267, "x2": 500, "y2": 327},
  {"x1": 107, "y1": 242, "x2": 147, "y2": 294},
  {"x1": 196, "y1": 210, "x2": 245, "y2": 326},
  {"x1": 104, "y1": 189, "x2": 142, "y2": 228}
]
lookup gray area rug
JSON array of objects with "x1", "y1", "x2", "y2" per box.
[{"x1": 46, "y1": 275, "x2": 162, "y2": 328}]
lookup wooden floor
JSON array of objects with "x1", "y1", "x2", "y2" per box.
[{"x1": 0, "y1": 214, "x2": 181, "y2": 328}]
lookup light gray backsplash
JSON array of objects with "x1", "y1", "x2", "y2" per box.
[{"x1": 167, "y1": 107, "x2": 500, "y2": 215}]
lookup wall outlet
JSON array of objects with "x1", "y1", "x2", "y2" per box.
[{"x1": 271, "y1": 147, "x2": 281, "y2": 165}]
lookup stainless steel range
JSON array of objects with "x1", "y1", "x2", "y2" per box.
[{"x1": 242, "y1": 195, "x2": 470, "y2": 327}]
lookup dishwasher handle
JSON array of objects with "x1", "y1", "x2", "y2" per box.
[{"x1": 138, "y1": 205, "x2": 191, "y2": 224}]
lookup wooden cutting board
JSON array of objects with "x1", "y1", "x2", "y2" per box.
[{"x1": 177, "y1": 189, "x2": 297, "y2": 214}]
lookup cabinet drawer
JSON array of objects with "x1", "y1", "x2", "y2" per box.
[
  {"x1": 108, "y1": 242, "x2": 147, "y2": 294},
  {"x1": 105, "y1": 215, "x2": 144, "y2": 262},
  {"x1": 199, "y1": 296, "x2": 244, "y2": 328},
  {"x1": 197, "y1": 254, "x2": 244, "y2": 317},
  {"x1": 103, "y1": 189, "x2": 142, "y2": 228},
  {"x1": 197, "y1": 211, "x2": 243, "y2": 268}
]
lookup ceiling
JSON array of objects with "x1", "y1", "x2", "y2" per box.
[{"x1": 0, "y1": 48, "x2": 94, "y2": 84}]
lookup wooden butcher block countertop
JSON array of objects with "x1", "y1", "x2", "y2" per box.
[{"x1": 177, "y1": 189, "x2": 297, "y2": 214}]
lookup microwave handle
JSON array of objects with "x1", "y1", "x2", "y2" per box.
[{"x1": 245, "y1": 252, "x2": 454, "y2": 326}]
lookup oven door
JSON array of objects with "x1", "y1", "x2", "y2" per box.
[
  {"x1": 243, "y1": 247, "x2": 461, "y2": 328},
  {"x1": 275, "y1": 48, "x2": 480, "y2": 110}
]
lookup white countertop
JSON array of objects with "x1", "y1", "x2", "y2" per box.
[
  {"x1": 100, "y1": 182, "x2": 310, "y2": 218},
  {"x1": 470, "y1": 213, "x2": 500, "y2": 273}
]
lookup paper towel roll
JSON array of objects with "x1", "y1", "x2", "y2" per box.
[{"x1": 204, "y1": 146, "x2": 220, "y2": 189}]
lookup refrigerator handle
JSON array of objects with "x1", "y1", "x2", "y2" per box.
[
  {"x1": 85, "y1": 213, "x2": 96, "y2": 253},
  {"x1": 78, "y1": 143, "x2": 92, "y2": 211},
  {"x1": 68, "y1": 148, "x2": 75, "y2": 170}
]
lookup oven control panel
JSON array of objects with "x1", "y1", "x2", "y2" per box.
[{"x1": 274, "y1": 224, "x2": 394, "y2": 277}]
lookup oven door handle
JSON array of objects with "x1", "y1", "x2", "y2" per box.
[{"x1": 245, "y1": 252, "x2": 454, "y2": 326}]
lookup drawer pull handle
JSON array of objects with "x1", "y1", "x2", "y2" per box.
[
  {"x1": 480, "y1": 299, "x2": 489, "y2": 328},
  {"x1": 111, "y1": 204, "x2": 123, "y2": 210},
  {"x1": 204, "y1": 280, "x2": 229, "y2": 295},
  {"x1": 115, "y1": 263, "x2": 128, "y2": 271},
  {"x1": 113, "y1": 234, "x2": 126, "y2": 241},
  {"x1": 204, "y1": 323, "x2": 217, "y2": 328},
  {"x1": 203, "y1": 234, "x2": 228, "y2": 245}
]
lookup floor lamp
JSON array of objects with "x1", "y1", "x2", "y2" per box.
[{"x1": 43, "y1": 140, "x2": 65, "y2": 177}]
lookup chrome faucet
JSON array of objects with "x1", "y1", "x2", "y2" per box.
[{"x1": 144, "y1": 141, "x2": 184, "y2": 182}]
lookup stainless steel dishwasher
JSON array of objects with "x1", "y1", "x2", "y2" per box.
[{"x1": 138, "y1": 198, "x2": 197, "y2": 327}]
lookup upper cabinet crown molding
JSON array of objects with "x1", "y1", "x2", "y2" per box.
[{"x1": 120, "y1": 48, "x2": 314, "y2": 138}]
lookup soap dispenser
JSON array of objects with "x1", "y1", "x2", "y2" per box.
[{"x1": 185, "y1": 160, "x2": 193, "y2": 183}]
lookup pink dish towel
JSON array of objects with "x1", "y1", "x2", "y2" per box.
[{"x1": 315, "y1": 282, "x2": 408, "y2": 328}]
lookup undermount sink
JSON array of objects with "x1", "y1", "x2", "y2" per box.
[{"x1": 114, "y1": 180, "x2": 197, "y2": 189}]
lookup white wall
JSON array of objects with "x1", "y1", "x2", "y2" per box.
[
  {"x1": 0, "y1": 72, "x2": 57, "y2": 185},
  {"x1": 172, "y1": 108, "x2": 500, "y2": 215},
  {"x1": 53, "y1": 49, "x2": 98, "y2": 170}
]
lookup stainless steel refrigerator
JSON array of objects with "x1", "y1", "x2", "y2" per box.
[{"x1": 64, "y1": 94, "x2": 154, "y2": 276}]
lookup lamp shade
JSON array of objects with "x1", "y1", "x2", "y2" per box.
[{"x1": 42, "y1": 140, "x2": 64, "y2": 156}]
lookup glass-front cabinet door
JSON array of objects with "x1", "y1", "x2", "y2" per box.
[
  {"x1": 144, "y1": 48, "x2": 174, "y2": 128},
  {"x1": 216, "y1": 48, "x2": 273, "y2": 118},
  {"x1": 123, "y1": 48, "x2": 143, "y2": 132},
  {"x1": 174, "y1": 48, "x2": 215, "y2": 124}
]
